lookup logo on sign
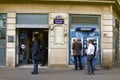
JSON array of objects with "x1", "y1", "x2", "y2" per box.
[{"x1": 76, "y1": 27, "x2": 96, "y2": 32}]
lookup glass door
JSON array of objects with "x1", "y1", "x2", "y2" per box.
[{"x1": 19, "y1": 31, "x2": 28, "y2": 64}]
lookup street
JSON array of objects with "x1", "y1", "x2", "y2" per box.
[{"x1": 0, "y1": 66, "x2": 120, "y2": 80}]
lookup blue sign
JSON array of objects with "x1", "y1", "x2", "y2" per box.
[
  {"x1": 76, "y1": 27, "x2": 96, "y2": 32},
  {"x1": 54, "y1": 19, "x2": 64, "y2": 24}
]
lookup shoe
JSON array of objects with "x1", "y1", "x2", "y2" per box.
[
  {"x1": 74, "y1": 68, "x2": 78, "y2": 70},
  {"x1": 41, "y1": 64, "x2": 45, "y2": 66},
  {"x1": 31, "y1": 72, "x2": 38, "y2": 75},
  {"x1": 79, "y1": 67, "x2": 83, "y2": 70},
  {"x1": 85, "y1": 72, "x2": 91, "y2": 75},
  {"x1": 91, "y1": 72, "x2": 95, "y2": 75}
]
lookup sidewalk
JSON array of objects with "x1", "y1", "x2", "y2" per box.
[{"x1": 0, "y1": 66, "x2": 120, "y2": 80}]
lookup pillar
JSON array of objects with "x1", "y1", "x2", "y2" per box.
[
  {"x1": 6, "y1": 12, "x2": 16, "y2": 67},
  {"x1": 48, "y1": 13, "x2": 69, "y2": 68},
  {"x1": 102, "y1": 14, "x2": 114, "y2": 68}
]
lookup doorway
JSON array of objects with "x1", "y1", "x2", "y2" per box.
[{"x1": 16, "y1": 28, "x2": 48, "y2": 66}]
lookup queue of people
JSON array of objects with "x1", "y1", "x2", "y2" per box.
[
  {"x1": 72, "y1": 38, "x2": 97, "y2": 75},
  {"x1": 31, "y1": 36, "x2": 97, "y2": 75}
]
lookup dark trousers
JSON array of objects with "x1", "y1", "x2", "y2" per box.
[
  {"x1": 32, "y1": 59, "x2": 38, "y2": 73},
  {"x1": 41, "y1": 52, "x2": 47, "y2": 66},
  {"x1": 87, "y1": 55, "x2": 94, "y2": 74},
  {"x1": 74, "y1": 55, "x2": 83, "y2": 70}
]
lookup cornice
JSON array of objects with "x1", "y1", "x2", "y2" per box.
[
  {"x1": 0, "y1": 0, "x2": 115, "y2": 4},
  {"x1": 0, "y1": 0, "x2": 119, "y2": 15}
]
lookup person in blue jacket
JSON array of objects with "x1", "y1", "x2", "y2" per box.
[{"x1": 31, "y1": 37, "x2": 40, "y2": 75}]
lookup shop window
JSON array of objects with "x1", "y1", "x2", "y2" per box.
[
  {"x1": 0, "y1": 14, "x2": 7, "y2": 28},
  {"x1": 0, "y1": 29, "x2": 5, "y2": 39},
  {"x1": 0, "y1": 14, "x2": 7, "y2": 39}
]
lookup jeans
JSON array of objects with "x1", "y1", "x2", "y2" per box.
[
  {"x1": 74, "y1": 55, "x2": 83, "y2": 69},
  {"x1": 32, "y1": 59, "x2": 38, "y2": 73},
  {"x1": 87, "y1": 55, "x2": 94, "y2": 74},
  {"x1": 93, "y1": 57, "x2": 98, "y2": 70}
]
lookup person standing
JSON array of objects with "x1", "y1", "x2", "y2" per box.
[
  {"x1": 72, "y1": 38, "x2": 83, "y2": 70},
  {"x1": 86, "y1": 40, "x2": 95, "y2": 75},
  {"x1": 31, "y1": 37, "x2": 40, "y2": 75},
  {"x1": 40, "y1": 38, "x2": 48, "y2": 66},
  {"x1": 93, "y1": 43, "x2": 97, "y2": 70}
]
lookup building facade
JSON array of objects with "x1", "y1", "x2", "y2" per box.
[{"x1": 0, "y1": 0, "x2": 120, "y2": 68}]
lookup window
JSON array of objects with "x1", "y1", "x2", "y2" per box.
[
  {"x1": 0, "y1": 14, "x2": 7, "y2": 28},
  {"x1": 16, "y1": 14, "x2": 48, "y2": 24},
  {"x1": 0, "y1": 14, "x2": 7, "y2": 39},
  {"x1": 0, "y1": 29, "x2": 5, "y2": 39}
]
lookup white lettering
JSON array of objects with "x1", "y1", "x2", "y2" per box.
[{"x1": 80, "y1": 28, "x2": 91, "y2": 31}]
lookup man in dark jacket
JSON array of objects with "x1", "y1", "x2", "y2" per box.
[
  {"x1": 72, "y1": 38, "x2": 83, "y2": 70},
  {"x1": 31, "y1": 37, "x2": 40, "y2": 75},
  {"x1": 41, "y1": 39, "x2": 48, "y2": 66}
]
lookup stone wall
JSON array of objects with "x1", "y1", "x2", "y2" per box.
[{"x1": 0, "y1": 3, "x2": 118, "y2": 68}]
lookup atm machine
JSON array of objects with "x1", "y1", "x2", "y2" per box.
[{"x1": 70, "y1": 27, "x2": 101, "y2": 65}]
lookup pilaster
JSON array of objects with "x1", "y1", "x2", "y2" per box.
[
  {"x1": 48, "y1": 13, "x2": 69, "y2": 68},
  {"x1": 6, "y1": 12, "x2": 16, "y2": 67},
  {"x1": 102, "y1": 14, "x2": 114, "y2": 68}
]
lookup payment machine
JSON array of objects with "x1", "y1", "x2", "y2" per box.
[{"x1": 70, "y1": 27, "x2": 101, "y2": 65}]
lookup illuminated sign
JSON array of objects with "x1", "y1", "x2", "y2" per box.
[{"x1": 76, "y1": 27, "x2": 96, "y2": 32}]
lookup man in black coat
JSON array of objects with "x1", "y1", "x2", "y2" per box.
[
  {"x1": 41, "y1": 39, "x2": 48, "y2": 66},
  {"x1": 31, "y1": 37, "x2": 40, "y2": 75}
]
